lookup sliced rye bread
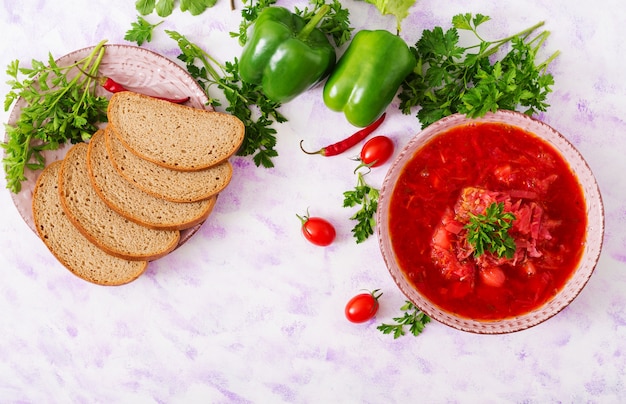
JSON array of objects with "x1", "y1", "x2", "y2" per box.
[
  {"x1": 104, "y1": 126, "x2": 233, "y2": 203},
  {"x1": 32, "y1": 161, "x2": 148, "y2": 286},
  {"x1": 87, "y1": 129, "x2": 217, "y2": 230},
  {"x1": 58, "y1": 142, "x2": 180, "y2": 261},
  {"x1": 107, "y1": 91, "x2": 245, "y2": 171}
]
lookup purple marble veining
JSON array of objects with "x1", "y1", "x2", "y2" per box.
[
  {"x1": 268, "y1": 383, "x2": 296, "y2": 402},
  {"x1": 576, "y1": 99, "x2": 595, "y2": 123},
  {"x1": 1, "y1": 0, "x2": 625, "y2": 402},
  {"x1": 585, "y1": 375, "x2": 607, "y2": 396},
  {"x1": 2, "y1": 1, "x2": 19, "y2": 24},
  {"x1": 607, "y1": 297, "x2": 626, "y2": 327}
]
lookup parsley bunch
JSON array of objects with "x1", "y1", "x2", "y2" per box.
[
  {"x1": 2, "y1": 40, "x2": 109, "y2": 193},
  {"x1": 465, "y1": 202, "x2": 517, "y2": 259},
  {"x1": 377, "y1": 301, "x2": 431, "y2": 339},
  {"x1": 343, "y1": 171, "x2": 379, "y2": 243},
  {"x1": 399, "y1": 13, "x2": 560, "y2": 128},
  {"x1": 129, "y1": 0, "x2": 352, "y2": 168},
  {"x1": 166, "y1": 30, "x2": 286, "y2": 168}
]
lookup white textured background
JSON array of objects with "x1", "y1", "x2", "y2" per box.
[{"x1": 1, "y1": 0, "x2": 625, "y2": 402}]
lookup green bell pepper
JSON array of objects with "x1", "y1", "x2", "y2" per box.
[
  {"x1": 239, "y1": 6, "x2": 336, "y2": 104},
  {"x1": 323, "y1": 30, "x2": 416, "y2": 127}
]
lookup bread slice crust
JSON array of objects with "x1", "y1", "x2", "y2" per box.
[
  {"x1": 105, "y1": 126, "x2": 232, "y2": 203},
  {"x1": 107, "y1": 91, "x2": 245, "y2": 171},
  {"x1": 32, "y1": 161, "x2": 148, "y2": 286},
  {"x1": 58, "y1": 142, "x2": 180, "y2": 261},
  {"x1": 87, "y1": 129, "x2": 217, "y2": 230}
]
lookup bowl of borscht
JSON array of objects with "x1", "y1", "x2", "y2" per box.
[{"x1": 377, "y1": 110, "x2": 604, "y2": 334}]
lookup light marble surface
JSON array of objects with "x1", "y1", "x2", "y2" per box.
[{"x1": 1, "y1": 0, "x2": 625, "y2": 402}]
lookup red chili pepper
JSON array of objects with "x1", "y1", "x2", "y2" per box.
[
  {"x1": 300, "y1": 113, "x2": 386, "y2": 156},
  {"x1": 100, "y1": 77, "x2": 190, "y2": 104}
]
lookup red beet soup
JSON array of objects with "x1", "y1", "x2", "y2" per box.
[{"x1": 388, "y1": 121, "x2": 587, "y2": 320}]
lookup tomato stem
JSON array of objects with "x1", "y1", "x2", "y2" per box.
[
  {"x1": 352, "y1": 160, "x2": 376, "y2": 175},
  {"x1": 296, "y1": 208, "x2": 311, "y2": 225},
  {"x1": 369, "y1": 288, "x2": 383, "y2": 300}
]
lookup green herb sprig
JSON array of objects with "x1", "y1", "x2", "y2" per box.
[
  {"x1": 135, "y1": 0, "x2": 217, "y2": 17},
  {"x1": 399, "y1": 13, "x2": 560, "y2": 128},
  {"x1": 162, "y1": 1, "x2": 350, "y2": 168},
  {"x1": 343, "y1": 170, "x2": 379, "y2": 243},
  {"x1": 124, "y1": 16, "x2": 163, "y2": 46},
  {"x1": 465, "y1": 201, "x2": 517, "y2": 259},
  {"x1": 2, "y1": 40, "x2": 109, "y2": 193},
  {"x1": 166, "y1": 30, "x2": 286, "y2": 168},
  {"x1": 377, "y1": 301, "x2": 431, "y2": 339},
  {"x1": 230, "y1": 0, "x2": 278, "y2": 46}
]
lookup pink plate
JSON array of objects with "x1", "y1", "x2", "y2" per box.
[{"x1": 5, "y1": 44, "x2": 211, "y2": 246}]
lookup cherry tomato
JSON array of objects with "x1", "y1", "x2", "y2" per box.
[
  {"x1": 297, "y1": 211, "x2": 336, "y2": 246},
  {"x1": 360, "y1": 136, "x2": 394, "y2": 167},
  {"x1": 345, "y1": 289, "x2": 382, "y2": 323}
]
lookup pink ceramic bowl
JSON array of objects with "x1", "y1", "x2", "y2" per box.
[{"x1": 376, "y1": 111, "x2": 604, "y2": 334}]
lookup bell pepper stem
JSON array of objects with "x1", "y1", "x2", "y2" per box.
[{"x1": 297, "y1": 4, "x2": 330, "y2": 41}]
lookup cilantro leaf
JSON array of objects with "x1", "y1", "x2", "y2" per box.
[
  {"x1": 155, "y1": 0, "x2": 175, "y2": 17},
  {"x1": 230, "y1": 0, "x2": 278, "y2": 46},
  {"x1": 377, "y1": 301, "x2": 431, "y2": 339},
  {"x1": 180, "y1": 0, "x2": 217, "y2": 15},
  {"x1": 135, "y1": 0, "x2": 215, "y2": 16},
  {"x1": 451, "y1": 13, "x2": 491, "y2": 31},
  {"x1": 124, "y1": 16, "x2": 163, "y2": 46},
  {"x1": 135, "y1": 0, "x2": 156, "y2": 15},
  {"x1": 465, "y1": 202, "x2": 517, "y2": 258},
  {"x1": 343, "y1": 171, "x2": 379, "y2": 243}
]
